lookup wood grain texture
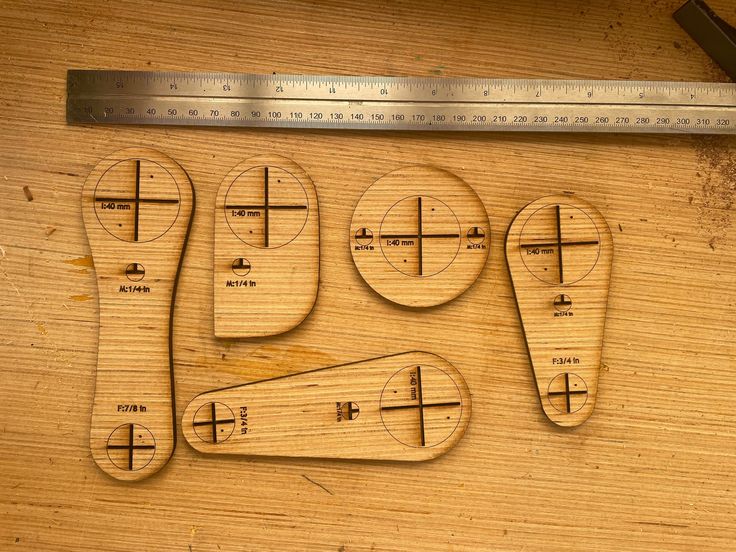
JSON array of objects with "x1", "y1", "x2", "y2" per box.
[
  {"x1": 214, "y1": 155, "x2": 319, "y2": 337},
  {"x1": 506, "y1": 194, "x2": 613, "y2": 427},
  {"x1": 1, "y1": 0, "x2": 735, "y2": 550},
  {"x1": 350, "y1": 165, "x2": 490, "y2": 306},
  {"x1": 183, "y1": 351, "x2": 471, "y2": 460},
  {"x1": 82, "y1": 147, "x2": 194, "y2": 481}
]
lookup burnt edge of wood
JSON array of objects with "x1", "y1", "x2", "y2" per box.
[
  {"x1": 168, "y1": 170, "x2": 196, "y2": 453},
  {"x1": 188, "y1": 351, "x2": 464, "y2": 399}
]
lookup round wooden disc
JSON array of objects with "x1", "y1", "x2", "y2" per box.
[{"x1": 350, "y1": 166, "x2": 490, "y2": 307}]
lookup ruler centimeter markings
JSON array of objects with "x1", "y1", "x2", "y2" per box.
[{"x1": 67, "y1": 70, "x2": 736, "y2": 134}]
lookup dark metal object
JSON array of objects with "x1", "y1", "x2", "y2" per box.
[{"x1": 674, "y1": 0, "x2": 736, "y2": 81}]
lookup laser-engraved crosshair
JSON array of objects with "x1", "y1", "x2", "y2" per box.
[
  {"x1": 553, "y1": 293, "x2": 573, "y2": 312},
  {"x1": 547, "y1": 372, "x2": 588, "y2": 414},
  {"x1": 379, "y1": 196, "x2": 461, "y2": 277},
  {"x1": 467, "y1": 226, "x2": 486, "y2": 245},
  {"x1": 224, "y1": 165, "x2": 308, "y2": 248},
  {"x1": 380, "y1": 364, "x2": 463, "y2": 448},
  {"x1": 193, "y1": 402, "x2": 236, "y2": 444},
  {"x1": 339, "y1": 402, "x2": 360, "y2": 421},
  {"x1": 93, "y1": 159, "x2": 181, "y2": 242},
  {"x1": 355, "y1": 228, "x2": 373, "y2": 245},
  {"x1": 106, "y1": 423, "x2": 156, "y2": 471},
  {"x1": 518, "y1": 203, "x2": 600, "y2": 285},
  {"x1": 231, "y1": 257, "x2": 251, "y2": 276},
  {"x1": 125, "y1": 262, "x2": 145, "y2": 281}
]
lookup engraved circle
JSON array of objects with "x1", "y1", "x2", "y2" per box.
[
  {"x1": 354, "y1": 228, "x2": 373, "y2": 245},
  {"x1": 224, "y1": 165, "x2": 309, "y2": 248},
  {"x1": 467, "y1": 226, "x2": 486, "y2": 245},
  {"x1": 379, "y1": 195, "x2": 461, "y2": 277},
  {"x1": 340, "y1": 402, "x2": 360, "y2": 420},
  {"x1": 125, "y1": 262, "x2": 145, "y2": 282},
  {"x1": 547, "y1": 372, "x2": 589, "y2": 414},
  {"x1": 93, "y1": 158, "x2": 181, "y2": 243},
  {"x1": 379, "y1": 364, "x2": 462, "y2": 448},
  {"x1": 231, "y1": 258, "x2": 251, "y2": 276},
  {"x1": 105, "y1": 423, "x2": 156, "y2": 471},
  {"x1": 553, "y1": 293, "x2": 572, "y2": 312},
  {"x1": 193, "y1": 402, "x2": 236, "y2": 444},
  {"x1": 518, "y1": 203, "x2": 601, "y2": 285}
]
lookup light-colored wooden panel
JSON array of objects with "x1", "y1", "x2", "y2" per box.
[
  {"x1": 183, "y1": 351, "x2": 471, "y2": 460},
  {"x1": 214, "y1": 155, "x2": 319, "y2": 337},
  {"x1": 82, "y1": 147, "x2": 194, "y2": 481},
  {"x1": 350, "y1": 165, "x2": 490, "y2": 306},
  {"x1": 506, "y1": 194, "x2": 613, "y2": 426}
]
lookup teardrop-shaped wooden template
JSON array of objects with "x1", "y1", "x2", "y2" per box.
[
  {"x1": 182, "y1": 352, "x2": 471, "y2": 461},
  {"x1": 82, "y1": 147, "x2": 194, "y2": 480},
  {"x1": 214, "y1": 155, "x2": 319, "y2": 337},
  {"x1": 506, "y1": 195, "x2": 613, "y2": 427}
]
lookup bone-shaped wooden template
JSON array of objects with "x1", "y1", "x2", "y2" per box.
[
  {"x1": 82, "y1": 147, "x2": 194, "y2": 481},
  {"x1": 214, "y1": 155, "x2": 319, "y2": 337},
  {"x1": 506, "y1": 194, "x2": 613, "y2": 427},
  {"x1": 183, "y1": 352, "x2": 472, "y2": 461}
]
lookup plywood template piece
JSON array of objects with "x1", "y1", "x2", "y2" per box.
[
  {"x1": 350, "y1": 166, "x2": 490, "y2": 307},
  {"x1": 82, "y1": 147, "x2": 194, "y2": 481},
  {"x1": 214, "y1": 155, "x2": 319, "y2": 337},
  {"x1": 506, "y1": 194, "x2": 613, "y2": 427},
  {"x1": 182, "y1": 352, "x2": 471, "y2": 461}
]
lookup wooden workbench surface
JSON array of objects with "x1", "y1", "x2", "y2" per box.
[{"x1": 1, "y1": 1, "x2": 735, "y2": 550}]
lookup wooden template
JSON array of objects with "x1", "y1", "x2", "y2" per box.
[
  {"x1": 82, "y1": 147, "x2": 194, "y2": 481},
  {"x1": 182, "y1": 352, "x2": 472, "y2": 461},
  {"x1": 506, "y1": 194, "x2": 613, "y2": 427},
  {"x1": 350, "y1": 166, "x2": 490, "y2": 307},
  {"x1": 214, "y1": 155, "x2": 319, "y2": 337}
]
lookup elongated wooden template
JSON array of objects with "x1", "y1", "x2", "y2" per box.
[
  {"x1": 82, "y1": 147, "x2": 194, "y2": 480},
  {"x1": 214, "y1": 155, "x2": 319, "y2": 337},
  {"x1": 182, "y1": 352, "x2": 471, "y2": 461},
  {"x1": 506, "y1": 194, "x2": 613, "y2": 427},
  {"x1": 350, "y1": 166, "x2": 490, "y2": 307}
]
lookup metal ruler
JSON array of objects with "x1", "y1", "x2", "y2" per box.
[{"x1": 67, "y1": 70, "x2": 736, "y2": 134}]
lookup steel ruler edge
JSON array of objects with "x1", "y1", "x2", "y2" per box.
[{"x1": 67, "y1": 70, "x2": 736, "y2": 134}]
